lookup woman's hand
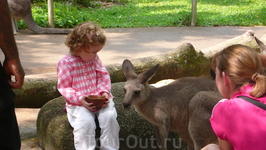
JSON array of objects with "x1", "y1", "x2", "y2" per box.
[{"x1": 81, "y1": 96, "x2": 97, "y2": 112}]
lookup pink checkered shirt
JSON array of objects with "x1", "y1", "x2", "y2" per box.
[{"x1": 57, "y1": 54, "x2": 113, "y2": 107}]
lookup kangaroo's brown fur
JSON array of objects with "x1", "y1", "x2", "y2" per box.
[{"x1": 122, "y1": 59, "x2": 223, "y2": 150}]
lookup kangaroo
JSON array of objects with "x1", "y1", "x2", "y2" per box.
[
  {"x1": 122, "y1": 59, "x2": 223, "y2": 150},
  {"x1": 8, "y1": 0, "x2": 72, "y2": 34}
]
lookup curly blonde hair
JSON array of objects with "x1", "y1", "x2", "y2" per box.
[{"x1": 65, "y1": 22, "x2": 106, "y2": 55}]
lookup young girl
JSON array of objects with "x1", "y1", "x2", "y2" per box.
[
  {"x1": 57, "y1": 22, "x2": 120, "y2": 150},
  {"x1": 202, "y1": 44, "x2": 266, "y2": 150}
]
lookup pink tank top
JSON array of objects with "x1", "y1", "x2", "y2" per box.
[{"x1": 210, "y1": 84, "x2": 266, "y2": 149}]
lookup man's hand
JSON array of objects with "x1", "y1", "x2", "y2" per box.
[{"x1": 3, "y1": 59, "x2": 25, "y2": 89}]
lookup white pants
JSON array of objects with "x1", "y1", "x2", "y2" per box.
[{"x1": 66, "y1": 98, "x2": 120, "y2": 150}]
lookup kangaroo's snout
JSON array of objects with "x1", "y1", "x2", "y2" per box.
[{"x1": 123, "y1": 102, "x2": 131, "y2": 110}]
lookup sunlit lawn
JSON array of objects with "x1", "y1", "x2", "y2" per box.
[{"x1": 17, "y1": 0, "x2": 266, "y2": 29}]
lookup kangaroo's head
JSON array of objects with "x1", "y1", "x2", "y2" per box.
[{"x1": 122, "y1": 59, "x2": 159, "y2": 110}]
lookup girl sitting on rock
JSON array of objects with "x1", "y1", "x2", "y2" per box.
[{"x1": 57, "y1": 22, "x2": 120, "y2": 150}]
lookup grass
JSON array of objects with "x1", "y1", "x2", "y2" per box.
[{"x1": 17, "y1": 0, "x2": 266, "y2": 29}]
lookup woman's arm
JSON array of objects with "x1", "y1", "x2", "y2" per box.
[
  {"x1": 200, "y1": 138, "x2": 232, "y2": 150},
  {"x1": 219, "y1": 138, "x2": 232, "y2": 150}
]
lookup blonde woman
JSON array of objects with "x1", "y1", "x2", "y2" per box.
[{"x1": 202, "y1": 44, "x2": 266, "y2": 150}]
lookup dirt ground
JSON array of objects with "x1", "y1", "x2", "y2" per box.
[{"x1": 16, "y1": 108, "x2": 43, "y2": 150}]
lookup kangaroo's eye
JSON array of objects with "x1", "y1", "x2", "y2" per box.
[{"x1": 134, "y1": 90, "x2": 140, "y2": 94}]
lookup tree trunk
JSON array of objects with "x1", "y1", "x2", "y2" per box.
[
  {"x1": 107, "y1": 43, "x2": 212, "y2": 83},
  {"x1": 107, "y1": 30, "x2": 260, "y2": 83},
  {"x1": 48, "y1": 0, "x2": 54, "y2": 28},
  {"x1": 201, "y1": 30, "x2": 259, "y2": 58},
  {"x1": 191, "y1": 0, "x2": 197, "y2": 26}
]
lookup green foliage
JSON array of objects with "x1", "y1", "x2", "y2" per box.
[{"x1": 17, "y1": 0, "x2": 266, "y2": 29}]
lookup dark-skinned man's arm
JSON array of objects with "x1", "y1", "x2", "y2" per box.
[{"x1": 0, "y1": 0, "x2": 25, "y2": 89}]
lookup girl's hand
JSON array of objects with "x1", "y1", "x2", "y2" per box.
[
  {"x1": 81, "y1": 96, "x2": 97, "y2": 112},
  {"x1": 101, "y1": 92, "x2": 109, "y2": 99},
  {"x1": 101, "y1": 92, "x2": 110, "y2": 108}
]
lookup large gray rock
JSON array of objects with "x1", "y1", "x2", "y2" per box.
[{"x1": 37, "y1": 82, "x2": 187, "y2": 150}]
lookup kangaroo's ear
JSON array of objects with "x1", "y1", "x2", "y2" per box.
[
  {"x1": 138, "y1": 64, "x2": 159, "y2": 83},
  {"x1": 122, "y1": 59, "x2": 137, "y2": 79},
  {"x1": 255, "y1": 37, "x2": 266, "y2": 54}
]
